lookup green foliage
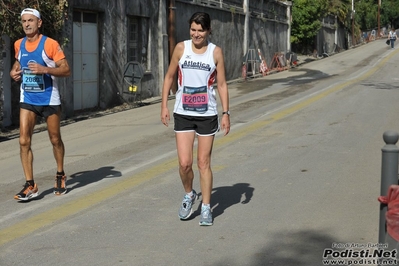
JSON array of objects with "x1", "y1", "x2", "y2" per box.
[
  {"x1": 327, "y1": 0, "x2": 351, "y2": 29},
  {"x1": 291, "y1": 0, "x2": 352, "y2": 43},
  {"x1": 355, "y1": 0, "x2": 399, "y2": 30},
  {"x1": 355, "y1": 0, "x2": 379, "y2": 30},
  {"x1": 381, "y1": 0, "x2": 399, "y2": 28},
  {"x1": 291, "y1": 0, "x2": 360, "y2": 53},
  {"x1": 0, "y1": 0, "x2": 68, "y2": 43},
  {"x1": 291, "y1": 0, "x2": 329, "y2": 44}
]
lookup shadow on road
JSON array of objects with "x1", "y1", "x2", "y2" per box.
[
  {"x1": 214, "y1": 229, "x2": 338, "y2": 266},
  {"x1": 67, "y1": 166, "x2": 122, "y2": 192},
  {"x1": 190, "y1": 183, "x2": 255, "y2": 220},
  {"x1": 27, "y1": 166, "x2": 122, "y2": 200},
  {"x1": 361, "y1": 82, "x2": 399, "y2": 90},
  {"x1": 211, "y1": 183, "x2": 255, "y2": 218},
  {"x1": 235, "y1": 68, "x2": 332, "y2": 95}
]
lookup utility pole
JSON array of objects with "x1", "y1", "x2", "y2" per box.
[
  {"x1": 378, "y1": 0, "x2": 381, "y2": 38},
  {"x1": 352, "y1": 0, "x2": 355, "y2": 46}
]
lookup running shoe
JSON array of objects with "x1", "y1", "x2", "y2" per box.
[
  {"x1": 14, "y1": 182, "x2": 39, "y2": 201},
  {"x1": 178, "y1": 190, "x2": 197, "y2": 219},
  {"x1": 199, "y1": 205, "x2": 213, "y2": 226},
  {"x1": 53, "y1": 174, "x2": 67, "y2": 195}
]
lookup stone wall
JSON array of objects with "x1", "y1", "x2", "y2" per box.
[
  {"x1": 175, "y1": 1, "x2": 290, "y2": 78},
  {"x1": 316, "y1": 15, "x2": 348, "y2": 56},
  {"x1": 1, "y1": 0, "x2": 291, "y2": 126},
  {"x1": 0, "y1": 39, "x2": 4, "y2": 125},
  {"x1": 0, "y1": 35, "x2": 13, "y2": 128}
]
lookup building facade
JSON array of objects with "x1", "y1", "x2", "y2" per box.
[{"x1": 2, "y1": 0, "x2": 292, "y2": 124}]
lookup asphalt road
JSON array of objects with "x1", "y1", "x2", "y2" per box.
[{"x1": 1, "y1": 39, "x2": 399, "y2": 266}]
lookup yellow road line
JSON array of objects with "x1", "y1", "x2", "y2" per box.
[
  {"x1": 0, "y1": 159, "x2": 178, "y2": 246},
  {"x1": 217, "y1": 49, "x2": 397, "y2": 146},
  {"x1": 0, "y1": 50, "x2": 395, "y2": 246}
]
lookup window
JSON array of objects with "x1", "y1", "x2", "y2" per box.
[
  {"x1": 128, "y1": 16, "x2": 149, "y2": 71},
  {"x1": 73, "y1": 11, "x2": 97, "y2": 23}
]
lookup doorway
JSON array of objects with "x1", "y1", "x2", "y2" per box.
[{"x1": 73, "y1": 11, "x2": 99, "y2": 110}]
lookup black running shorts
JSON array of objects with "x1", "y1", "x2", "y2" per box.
[
  {"x1": 20, "y1": 103, "x2": 61, "y2": 118},
  {"x1": 174, "y1": 113, "x2": 219, "y2": 136}
]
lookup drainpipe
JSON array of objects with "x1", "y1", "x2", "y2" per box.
[
  {"x1": 158, "y1": 0, "x2": 168, "y2": 96},
  {"x1": 167, "y1": 0, "x2": 177, "y2": 93},
  {"x1": 243, "y1": 0, "x2": 249, "y2": 56},
  {"x1": 286, "y1": 2, "x2": 292, "y2": 52},
  {"x1": 168, "y1": 0, "x2": 176, "y2": 61},
  {"x1": 335, "y1": 15, "x2": 338, "y2": 46}
]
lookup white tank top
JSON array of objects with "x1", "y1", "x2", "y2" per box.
[{"x1": 174, "y1": 40, "x2": 218, "y2": 116}]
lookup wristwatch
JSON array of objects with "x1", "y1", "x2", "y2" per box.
[{"x1": 222, "y1": 111, "x2": 230, "y2": 116}]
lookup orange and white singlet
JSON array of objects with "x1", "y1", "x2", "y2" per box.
[{"x1": 15, "y1": 34, "x2": 65, "y2": 106}]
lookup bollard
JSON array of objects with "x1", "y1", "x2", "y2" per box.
[{"x1": 379, "y1": 131, "x2": 399, "y2": 247}]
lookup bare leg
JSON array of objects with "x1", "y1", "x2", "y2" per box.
[
  {"x1": 197, "y1": 135, "x2": 215, "y2": 205},
  {"x1": 19, "y1": 109, "x2": 37, "y2": 181},
  {"x1": 46, "y1": 109, "x2": 64, "y2": 173},
  {"x1": 175, "y1": 131, "x2": 196, "y2": 193}
]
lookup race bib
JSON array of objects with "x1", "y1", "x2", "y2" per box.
[
  {"x1": 182, "y1": 86, "x2": 208, "y2": 112},
  {"x1": 22, "y1": 68, "x2": 45, "y2": 92}
]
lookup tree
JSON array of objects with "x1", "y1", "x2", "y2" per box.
[
  {"x1": 355, "y1": 0, "x2": 377, "y2": 30},
  {"x1": 291, "y1": 0, "x2": 329, "y2": 51},
  {"x1": 0, "y1": 0, "x2": 68, "y2": 43},
  {"x1": 355, "y1": 0, "x2": 399, "y2": 30},
  {"x1": 381, "y1": 0, "x2": 399, "y2": 28},
  {"x1": 328, "y1": 0, "x2": 351, "y2": 25}
]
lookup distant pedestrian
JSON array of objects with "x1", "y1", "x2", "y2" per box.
[
  {"x1": 388, "y1": 28, "x2": 397, "y2": 49},
  {"x1": 363, "y1": 32, "x2": 368, "y2": 43},
  {"x1": 161, "y1": 12, "x2": 230, "y2": 226},
  {"x1": 9, "y1": 8, "x2": 70, "y2": 201}
]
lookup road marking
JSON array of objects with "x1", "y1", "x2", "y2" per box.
[
  {"x1": 0, "y1": 159, "x2": 178, "y2": 246},
  {"x1": 0, "y1": 48, "x2": 396, "y2": 246},
  {"x1": 217, "y1": 48, "x2": 397, "y2": 145}
]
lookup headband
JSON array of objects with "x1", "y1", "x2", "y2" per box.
[{"x1": 21, "y1": 8, "x2": 41, "y2": 19}]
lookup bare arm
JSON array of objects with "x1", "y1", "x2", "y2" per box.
[
  {"x1": 214, "y1": 46, "x2": 230, "y2": 136},
  {"x1": 27, "y1": 58, "x2": 70, "y2": 77},
  {"x1": 161, "y1": 42, "x2": 184, "y2": 127},
  {"x1": 10, "y1": 60, "x2": 22, "y2": 82}
]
